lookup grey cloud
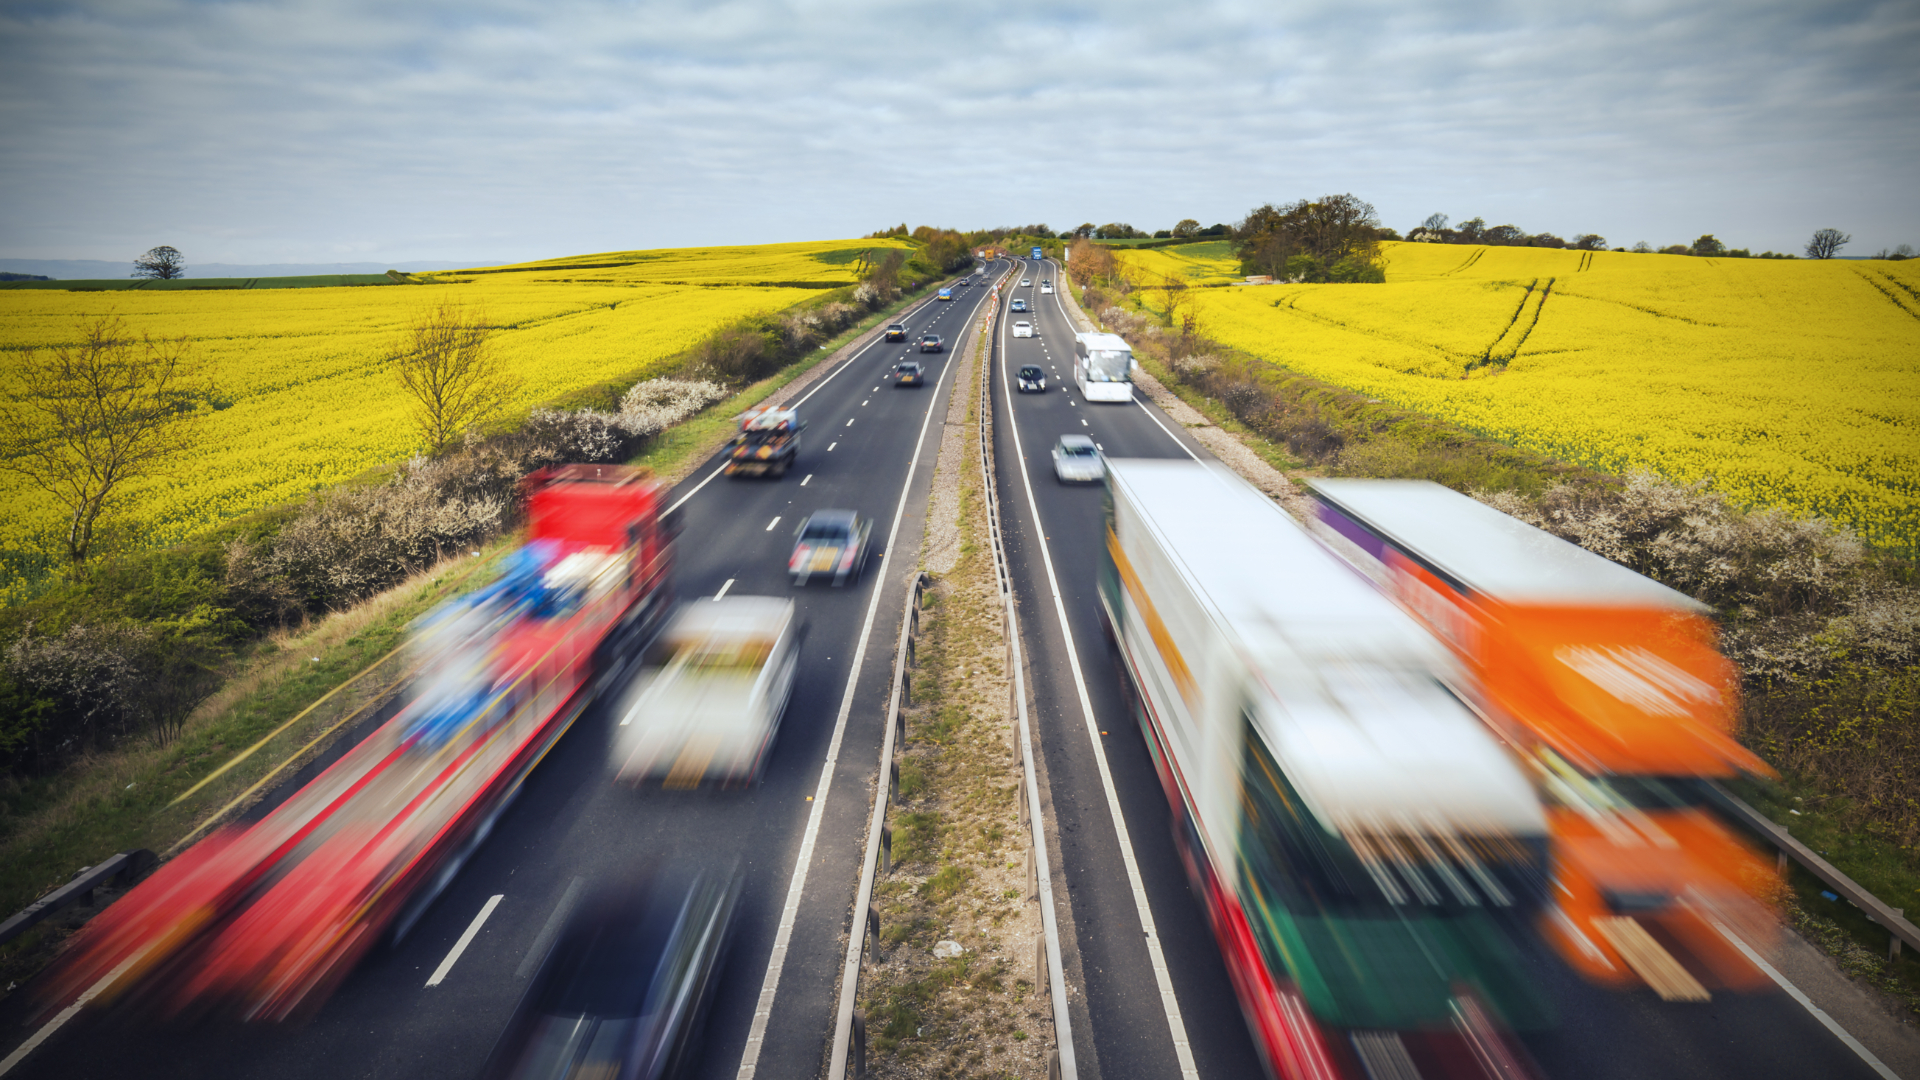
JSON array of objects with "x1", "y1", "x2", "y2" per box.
[{"x1": 2, "y1": 0, "x2": 1914, "y2": 262}]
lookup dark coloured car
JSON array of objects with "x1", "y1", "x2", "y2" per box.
[
  {"x1": 480, "y1": 863, "x2": 741, "y2": 1080},
  {"x1": 894, "y1": 361, "x2": 926, "y2": 387},
  {"x1": 790, "y1": 510, "x2": 873, "y2": 587},
  {"x1": 884, "y1": 324, "x2": 907, "y2": 342},
  {"x1": 918, "y1": 334, "x2": 943, "y2": 353},
  {"x1": 1016, "y1": 365, "x2": 1046, "y2": 393}
]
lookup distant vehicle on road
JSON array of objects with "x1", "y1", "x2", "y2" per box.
[
  {"x1": 611, "y1": 597, "x2": 799, "y2": 787},
  {"x1": 1016, "y1": 365, "x2": 1047, "y2": 393},
  {"x1": 884, "y1": 324, "x2": 907, "y2": 342},
  {"x1": 1010, "y1": 299, "x2": 1028, "y2": 313},
  {"x1": 1020, "y1": 277, "x2": 1032, "y2": 287},
  {"x1": 480, "y1": 862, "x2": 741, "y2": 1080},
  {"x1": 1051, "y1": 434, "x2": 1104, "y2": 483},
  {"x1": 918, "y1": 334, "x2": 944, "y2": 353},
  {"x1": 893, "y1": 361, "x2": 926, "y2": 387},
  {"x1": 937, "y1": 288, "x2": 953, "y2": 301},
  {"x1": 1031, "y1": 246, "x2": 1043, "y2": 260},
  {"x1": 790, "y1": 510, "x2": 872, "y2": 587},
  {"x1": 725, "y1": 405, "x2": 804, "y2": 478},
  {"x1": 1041, "y1": 283, "x2": 1053, "y2": 294},
  {"x1": 1072, "y1": 330, "x2": 1134, "y2": 402},
  {"x1": 1012, "y1": 320, "x2": 1034, "y2": 338},
  {"x1": 958, "y1": 277, "x2": 970, "y2": 286}
]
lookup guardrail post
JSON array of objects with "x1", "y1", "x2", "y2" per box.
[
  {"x1": 891, "y1": 760, "x2": 902, "y2": 804},
  {"x1": 1895, "y1": 909, "x2": 1905, "y2": 962},
  {"x1": 1018, "y1": 784, "x2": 1029, "y2": 827},
  {"x1": 851, "y1": 1012, "x2": 868, "y2": 1079},
  {"x1": 1049, "y1": 1047, "x2": 1062, "y2": 1080},
  {"x1": 1035, "y1": 934, "x2": 1046, "y2": 985},
  {"x1": 901, "y1": 671, "x2": 911, "y2": 706},
  {"x1": 881, "y1": 822, "x2": 893, "y2": 876},
  {"x1": 866, "y1": 907, "x2": 884, "y2": 964},
  {"x1": 1027, "y1": 844, "x2": 1039, "y2": 901}
]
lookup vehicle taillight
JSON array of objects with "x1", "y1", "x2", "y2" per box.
[
  {"x1": 790, "y1": 545, "x2": 808, "y2": 569},
  {"x1": 841, "y1": 547, "x2": 856, "y2": 570}
]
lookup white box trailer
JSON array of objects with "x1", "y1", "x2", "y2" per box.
[
  {"x1": 1072, "y1": 331, "x2": 1135, "y2": 402},
  {"x1": 1096, "y1": 460, "x2": 1551, "y2": 1074},
  {"x1": 611, "y1": 596, "x2": 798, "y2": 787}
]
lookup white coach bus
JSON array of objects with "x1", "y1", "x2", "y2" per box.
[{"x1": 1073, "y1": 331, "x2": 1135, "y2": 402}]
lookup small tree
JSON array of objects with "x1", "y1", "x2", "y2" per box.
[
  {"x1": 1572, "y1": 233, "x2": 1608, "y2": 251},
  {"x1": 0, "y1": 316, "x2": 211, "y2": 565},
  {"x1": 391, "y1": 302, "x2": 520, "y2": 453},
  {"x1": 1691, "y1": 234, "x2": 1726, "y2": 257},
  {"x1": 132, "y1": 246, "x2": 186, "y2": 279},
  {"x1": 1421, "y1": 213, "x2": 1450, "y2": 232},
  {"x1": 1159, "y1": 272, "x2": 1191, "y2": 328},
  {"x1": 1172, "y1": 219, "x2": 1201, "y2": 238},
  {"x1": 1805, "y1": 228, "x2": 1850, "y2": 259}
]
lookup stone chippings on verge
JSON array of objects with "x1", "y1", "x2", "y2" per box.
[{"x1": 854, "y1": 318, "x2": 1053, "y2": 1078}]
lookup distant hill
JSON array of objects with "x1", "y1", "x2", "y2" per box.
[
  {"x1": 0, "y1": 258, "x2": 493, "y2": 280},
  {"x1": 0, "y1": 272, "x2": 50, "y2": 282}
]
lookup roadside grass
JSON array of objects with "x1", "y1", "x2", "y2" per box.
[
  {"x1": 1729, "y1": 775, "x2": 1920, "y2": 1015},
  {"x1": 1127, "y1": 350, "x2": 1306, "y2": 475},
  {"x1": 855, "y1": 340, "x2": 1050, "y2": 1077}
]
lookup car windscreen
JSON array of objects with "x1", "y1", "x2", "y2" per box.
[
  {"x1": 1018, "y1": 367, "x2": 1042, "y2": 378},
  {"x1": 800, "y1": 520, "x2": 852, "y2": 541},
  {"x1": 1061, "y1": 444, "x2": 1098, "y2": 457}
]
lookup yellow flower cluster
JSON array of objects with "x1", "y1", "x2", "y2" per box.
[
  {"x1": 1119, "y1": 243, "x2": 1920, "y2": 551},
  {"x1": 0, "y1": 238, "x2": 913, "y2": 597}
]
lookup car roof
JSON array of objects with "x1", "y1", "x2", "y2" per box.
[
  {"x1": 898, "y1": 360, "x2": 922, "y2": 368},
  {"x1": 1018, "y1": 364, "x2": 1043, "y2": 372},
  {"x1": 807, "y1": 509, "x2": 858, "y2": 527},
  {"x1": 1057, "y1": 434, "x2": 1096, "y2": 449}
]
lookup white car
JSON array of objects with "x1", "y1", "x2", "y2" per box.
[
  {"x1": 1020, "y1": 278, "x2": 1032, "y2": 287},
  {"x1": 1052, "y1": 434, "x2": 1105, "y2": 483},
  {"x1": 1012, "y1": 320, "x2": 1034, "y2": 338},
  {"x1": 1041, "y1": 283, "x2": 1053, "y2": 294}
]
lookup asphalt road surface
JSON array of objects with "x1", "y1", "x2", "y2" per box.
[
  {"x1": 1, "y1": 262, "x2": 1012, "y2": 1080},
  {"x1": 986, "y1": 260, "x2": 1892, "y2": 1080}
]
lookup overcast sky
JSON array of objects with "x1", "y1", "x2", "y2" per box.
[{"x1": 3, "y1": 0, "x2": 1915, "y2": 265}]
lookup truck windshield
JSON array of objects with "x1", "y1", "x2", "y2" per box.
[{"x1": 1085, "y1": 349, "x2": 1131, "y2": 382}]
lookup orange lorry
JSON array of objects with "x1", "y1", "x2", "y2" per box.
[{"x1": 1308, "y1": 479, "x2": 1780, "y2": 1002}]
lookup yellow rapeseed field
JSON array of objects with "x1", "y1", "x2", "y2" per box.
[
  {"x1": 1116, "y1": 242, "x2": 1920, "y2": 550},
  {"x1": 0, "y1": 238, "x2": 914, "y2": 596}
]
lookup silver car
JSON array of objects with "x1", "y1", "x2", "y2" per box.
[{"x1": 1051, "y1": 434, "x2": 1105, "y2": 483}]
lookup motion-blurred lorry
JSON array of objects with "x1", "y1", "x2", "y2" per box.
[
  {"x1": 44, "y1": 465, "x2": 676, "y2": 1023},
  {"x1": 1307, "y1": 479, "x2": 1779, "y2": 1003},
  {"x1": 1100, "y1": 460, "x2": 1550, "y2": 1080},
  {"x1": 611, "y1": 597, "x2": 799, "y2": 787},
  {"x1": 725, "y1": 405, "x2": 804, "y2": 478}
]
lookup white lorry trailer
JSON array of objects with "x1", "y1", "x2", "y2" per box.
[
  {"x1": 611, "y1": 596, "x2": 799, "y2": 787},
  {"x1": 1072, "y1": 330, "x2": 1135, "y2": 402},
  {"x1": 1096, "y1": 460, "x2": 1551, "y2": 1079}
]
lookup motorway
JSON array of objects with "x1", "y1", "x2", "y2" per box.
[
  {"x1": 3, "y1": 263, "x2": 1011, "y2": 1080},
  {"x1": 985, "y1": 261, "x2": 1896, "y2": 1080},
  {"x1": 3, "y1": 255, "x2": 1909, "y2": 1080}
]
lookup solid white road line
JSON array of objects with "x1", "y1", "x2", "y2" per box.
[
  {"x1": 714, "y1": 578, "x2": 736, "y2": 600},
  {"x1": 1011, "y1": 260, "x2": 1200, "y2": 1077},
  {"x1": 427, "y1": 894, "x2": 502, "y2": 987},
  {"x1": 736, "y1": 276, "x2": 991, "y2": 1080},
  {"x1": 0, "y1": 950, "x2": 147, "y2": 1076},
  {"x1": 1706, "y1": 914, "x2": 1901, "y2": 1080}
]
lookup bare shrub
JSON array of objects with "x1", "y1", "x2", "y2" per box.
[
  {"x1": 616, "y1": 378, "x2": 728, "y2": 437},
  {"x1": 5, "y1": 622, "x2": 150, "y2": 763}
]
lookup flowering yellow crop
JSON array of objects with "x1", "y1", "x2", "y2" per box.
[
  {"x1": 1119, "y1": 243, "x2": 1920, "y2": 551},
  {"x1": 0, "y1": 238, "x2": 914, "y2": 598}
]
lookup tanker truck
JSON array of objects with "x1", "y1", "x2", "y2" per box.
[{"x1": 1098, "y1": 460, "x2": 1551, "y2": 1080}]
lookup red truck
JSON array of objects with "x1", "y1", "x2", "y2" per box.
[{"x1": 45, "y1": 465, "x2": 675, "y2": 1022}]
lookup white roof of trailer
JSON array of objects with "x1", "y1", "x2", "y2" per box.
[
  {"x1": 1307, "y1": 479, "x2": 1707, "y2": 611},
  {"x1": 1073, "y1": 331, "x2": 1130, "y2": 350},
  {"x1": 1110, "y1": 460, "x2": 1543, "y2": 834},
  {"x1": 665, "y1": 596, "x2": 794, "y2": 641}
]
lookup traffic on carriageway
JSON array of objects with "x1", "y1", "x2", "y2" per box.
[
  {"x1": 1, "y1": 261, "x2": 1018, "y2": 1080},
  {"x1": 983, "y1": 256, "x2": 1905, "y2": 1080}
]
